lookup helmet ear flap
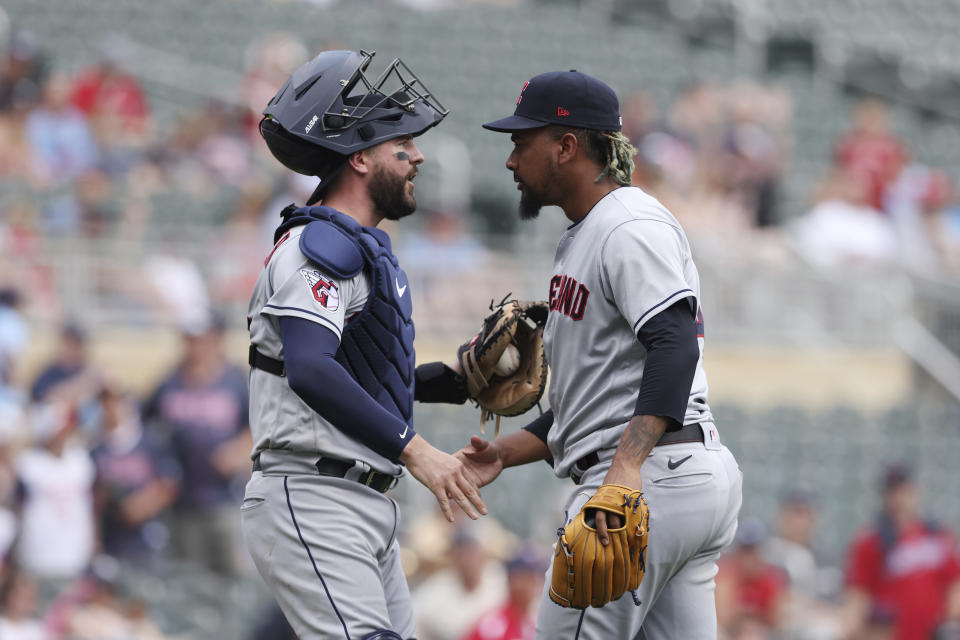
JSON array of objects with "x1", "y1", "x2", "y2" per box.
[{"x1": 260, "y1": 116, "x2": 345, "y2": 178}]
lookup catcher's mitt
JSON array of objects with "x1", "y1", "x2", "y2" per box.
[
  {"x1": 457, "y1": 296, "x2": 548, "y2": 437},
  {"x1": 550, "y1": 484, "x2": 650, "y2": 609}
]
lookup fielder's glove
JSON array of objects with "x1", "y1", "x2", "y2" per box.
[
  {"x1": 457, "y1": 296, "x2": 548, "y2": 437},
  {"x1": 550, "y1": 484, "x2": 650, "y2": 609}
]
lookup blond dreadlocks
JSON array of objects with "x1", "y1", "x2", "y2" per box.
[
  {"x1": 593, "y1": 131, "x2": 637, "y2": 186},
  {"x1": 549, "y1": 127, "x2": 637, "y2": 186}
]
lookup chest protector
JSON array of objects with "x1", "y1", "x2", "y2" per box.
[{"x1": 276, "y1": 205, "x2": 415, "y2": 424}]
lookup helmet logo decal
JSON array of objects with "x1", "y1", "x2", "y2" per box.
[
  {"x1": 304, "y1": 114, "x2": 319, "y2": 133},
  {"x1": 517, "y1": 81, "x2": 530, "y2": 105}
]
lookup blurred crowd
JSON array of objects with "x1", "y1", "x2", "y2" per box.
[
  {"x1": 0, "y1": 30, "x2": 316, "y2": 327},
  {"x1": 623, "y1": 84, "x2": 960, "y2": 275},
  {"x1": 716, "y1": 463, "x2": 960, "y2": 640},
  {"x1": 790, "y1": 99, "x2": 960, "y2": 275},
  {"x1": 0, "y1": 307, "x2": 254, "y2": 639},
  {"x1": 623, "y1": 81, "x2": 792, "y2": 233},
  {"x1": 0, "y1": 27, "x2": 959, "y2": 329}
]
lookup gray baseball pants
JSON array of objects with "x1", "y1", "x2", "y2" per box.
[
  {"x1": 241, "y1": 453, "x2": 414, "y2": 640},
  {"x1": 536, "y1": 423, "x2": 743, "y2": 640}
]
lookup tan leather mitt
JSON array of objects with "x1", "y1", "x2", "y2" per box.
[
  {"x1": 457, "y1": 298, "x2": 548, "y2": 437},
  {"x1": 550, "y1": 483, "x2": 650, "y2": 609}
]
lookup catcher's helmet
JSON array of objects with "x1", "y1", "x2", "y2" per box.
[{"x1": 260, "y1": 49, "x2": 448, "y2": 202}]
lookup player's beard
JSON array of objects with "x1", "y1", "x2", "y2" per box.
[
  {"x1": 518, "y1": 187, "x2": 544, "y2": 220},
  {"x1": 369, "y1": 164, "x2": 416, "y2": 221},
  {"x1": 517, "y1": 162, "x2": 560, "y2": 220}
]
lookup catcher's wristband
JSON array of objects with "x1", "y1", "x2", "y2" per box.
[{"x1": 414, "y1": 362, "x2": 467, "y2": 404}]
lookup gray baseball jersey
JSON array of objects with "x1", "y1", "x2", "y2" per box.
[
  {"x1": 542, "y1": 186, "x2": 712, "y2": 478},
  {"x1": 246, "y1": 225, "x2": 402, "y2": 476}
]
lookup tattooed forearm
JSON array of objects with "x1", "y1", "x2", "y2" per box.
[
  {"x1": 618, "y1": 415, "x2": 670, "y2": 461},
  {"x1": 603, "y1": 415, "x2": 671, "y2": 487}
]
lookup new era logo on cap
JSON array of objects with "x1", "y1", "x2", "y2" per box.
[{"x1": 483, "y1": 70, "x2": 622, "y2": 133}]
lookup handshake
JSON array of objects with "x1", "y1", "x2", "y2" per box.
[
  {"x1": 399, "y1": 296, "x2": 650, "y2": 613},
  {"x1": 401, "y1": 297, "x2": 548, "y2": 522}
]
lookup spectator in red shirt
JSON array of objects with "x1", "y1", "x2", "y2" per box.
[
  {"x1": 462, "y1": 544, "x2": 546, "y2": 640},
  {"x1": 834, "y1": 98, "x2": 908, "y2": 213},
  {"x1": 845, "y1": 463, "x2": 960, "y2": 640},
  {"x1": 69, "y1": 39, "x2": 151, "y2": 155},
  {"x1": 717, "y1": 517, "x2": 787, "y2": 635}
]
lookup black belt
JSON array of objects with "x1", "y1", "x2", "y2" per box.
[
  {"x1": 252, "y1": 454, "x2": 398, "y2": 493},
  {"x1": 249, "y1": 345, "x2": 285, "y2": 377},
  {"x1": 571, "y1": 422, "x2": 704, "y2": 485}
]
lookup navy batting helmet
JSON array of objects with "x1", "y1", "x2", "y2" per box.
[{"x1": 260, "y1": 49, "x2": 448, "y2": 203}]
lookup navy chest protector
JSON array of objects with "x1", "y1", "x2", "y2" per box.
[{"x1": 274, "y1": 205, "x2": 416, "y2": 424}]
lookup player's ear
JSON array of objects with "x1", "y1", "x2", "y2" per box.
[
  {"x1": 348, "y1": 149, "x2": 371, "y2": 176},
  {"x1": 556, "y1": 132, "x2": 579, "y2": 166}
]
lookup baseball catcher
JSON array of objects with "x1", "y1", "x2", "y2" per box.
[{"x1": 243, "y1": 49, "x2": 492, "y2": 640}]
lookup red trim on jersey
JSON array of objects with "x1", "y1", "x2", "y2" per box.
[{"x1": 264, "y1": 231, "x2": 292, "y2": 267}]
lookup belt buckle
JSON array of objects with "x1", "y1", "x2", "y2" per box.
[
  {"x1": 362, "y1": 470, "x2": 398, "y2": 492},
  {"x1": 344, "y1": 459, "x2": 372, "y2": 483},
  {"x1": 377, "y1": 474, "x2": 399, "y2": 492},
  {"x1": 570, "y1": 466, "x2": 584, "y2": 485},
  {"x1": 570, "y1": 451, "x2": 597, "y2": 485}
]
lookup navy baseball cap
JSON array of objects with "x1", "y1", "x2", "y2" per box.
[{"x1": 483, "y1": 70, "x2": 622, "y2": 133}]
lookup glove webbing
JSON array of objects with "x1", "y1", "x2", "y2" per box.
[
  {"x1": 475, "y1": 294, "x2": 517, "y2": 439},
  {"x1": 460, "y1": 345, "x2": 490, "y2": 396}
]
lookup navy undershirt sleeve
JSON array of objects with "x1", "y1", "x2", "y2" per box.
[
  {"x1": 634, "y1": 299, "x2": 700, "y2": 426},
  {"x1": 522, "y1": 409, "x2": 554, "y2": 446},
  {"x1": 279, "y1": 316, "x2": 413, "y2": 462}
]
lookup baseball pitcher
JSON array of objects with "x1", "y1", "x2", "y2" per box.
[{"x1": 458, "y1": 70, "x2": 743, "y2": 640}]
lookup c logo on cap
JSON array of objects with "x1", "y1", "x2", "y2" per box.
[{"x1": 516, "y1": 81, "x2": 530, "y2": 105}]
